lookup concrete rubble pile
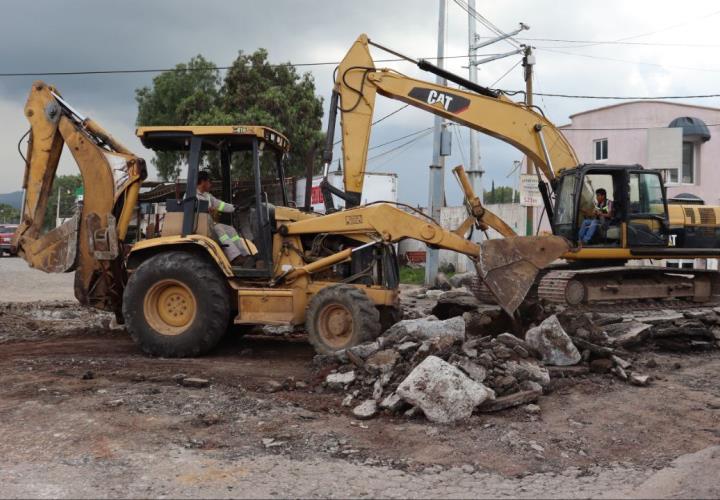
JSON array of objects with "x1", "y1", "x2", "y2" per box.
[{"x1": 315, "y1": 286, "x2": 720, "y2": 424}]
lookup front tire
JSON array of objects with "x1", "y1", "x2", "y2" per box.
[
  {"x1": 305, "y1": 284, "x2": 381, "y2": 355},
  {"x1": 123, "y1": 251, "x2": 230, "y2": 357}
]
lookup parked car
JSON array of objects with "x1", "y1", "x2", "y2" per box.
[{"x1": 0, "y1": 224, "x2": 18, "y2": 256}]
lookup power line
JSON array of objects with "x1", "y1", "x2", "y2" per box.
[
  {"x1": 502, "y1": 89, "x2": 720, "y2": 100},
  {"x1": 0, "y1": 53, "x2": 504, "y2": 78},
  {"x1": 525, "y1": 37, "x2": 720, "y2": 49},
  {"x1": 452, "y1": 0, "x2": 522, "y2": 49},
  {"x1": 369, "y1": 127, "x2": 433, "y2": 150},
  {"x1": 367, "y1": 129, "x2": 433, "y2": 163},
  {"x1": 562, "y1": 123, "x2": 720, "y2": 131},
  {"x1": 489, "y1": 59, "x2": 522, "y2": 87},
  {"x1": 538, "y1": 47, "x2": 720, "y2": 74},
  {"x1": 332, "y1": 104, "x2": 412, "y2": 147},
  {"x1": 480, "y1": 7, "x2": 720, "y2": 50}
]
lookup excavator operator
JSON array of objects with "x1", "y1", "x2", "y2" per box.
[
  {"x1": 196, "y1": 170, "x2": 255, "y2": 266},
  {"x1": 578, "y1": 188, "x2": 614, "y2": 246}
]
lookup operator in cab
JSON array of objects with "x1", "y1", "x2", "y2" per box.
[
  {"x1": 578, "y1": 188, "x2": 614, "y2": 246},
  {"x1": 196, "y1": 170, "x2": 255, "y2": 266}
]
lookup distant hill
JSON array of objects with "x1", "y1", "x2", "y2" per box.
[{"x1": 0, "y1": 191, "x2": 22, "y2": 209}]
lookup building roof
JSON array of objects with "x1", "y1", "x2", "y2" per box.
[{"x1": 567, "y1": 100, "x2": 720, "y2": 120}]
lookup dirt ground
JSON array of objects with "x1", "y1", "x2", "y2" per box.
[{"x1": 1, "y1": 257, "x2": 719, "y2": 498}]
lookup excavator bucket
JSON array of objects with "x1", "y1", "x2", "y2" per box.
[{"x1": 475, "y1": 235, "x2": 570, "y2": 316}]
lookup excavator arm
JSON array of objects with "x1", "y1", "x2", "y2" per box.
[
  {"x1": 325, "y1": 34, "x2": 579, "y2": 212},
  {"x1": 13, "y1": 81, "x2": 146, "y2": 317},
  {"x1": 317, "y1": 35, "x2": 578, "y2": 313}
]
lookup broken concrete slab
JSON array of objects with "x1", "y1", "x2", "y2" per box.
[
  {"x1": 478, "y1": 388, "x2": 541, "y2": 412},
  {"x1": 365, "y1": 349, "x2": 400, "y2": 374},
  {"x1": 352, "y1": 399, "x2": 378, "y2": 420},
  {"x1": 431, "y1": 291, "x2": 481, "y2": 319},
  {"x1": 525, "y1": 315, "x2": 582, "y2": 366},
  {"x1": 384, "y1": 316, "x2": 466, "y2": 343},
  {"x1": 605, "y1": 321, "x2": 652, "y2": 347},
  {"x1": 379, "y1": 393, "x2": 406, "y2": 412},
  {"x1": 504, "y1": 360, "x2": 551, "y2": 387},
  {"x1": 629, "y1": 373, "x2": 650, "y2": 386},
  {"x1": 326, "y1": 371, "x2": 356, "y2": 389},
  {"x1": 454, "y1": 358, "x2": 487, "y2": 383},
  {"x1": 347, "y1": 341, "x2": 380, "y2": 360},
  {"x1": 611, "y1": 355, "x2": 632, "y2": 370},
  {"x1": 639, "y1": 310, "x2": 685, "y2": 324},
  {"x1": 449, "y1": 272, "x2": 475, "y2": 289},
  {"x1": 396, "y1": 355, "x2": 493, "y2": 424}
]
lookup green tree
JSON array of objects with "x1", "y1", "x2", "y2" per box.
[
  {"x1": 221, "y1": 49, "x2": 324, "y2": 177},
  {"x1": 0, "y1": 203, "x2": 19, "y2": 224},
  {"x1": 43, "y1": 175, "x2": 83, "y2": 229},
  {"x1": 135, "y1": 50, "x2": 324, "y2": 181},
  {"x1": 136, "y1": 56, "x2": 223, "y2": 179},
  {"x1": 484, "y1": 184, "x2": 517, "y2": 204}
]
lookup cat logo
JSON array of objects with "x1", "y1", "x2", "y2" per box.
[
  {"x1": 345, "y1": 215, "x2": 363, "y2": 225},
  {"x1": 408, "y1": 87, "x2": 470, "y2": 114}
]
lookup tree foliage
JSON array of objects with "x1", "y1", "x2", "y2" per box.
[
  {"x1": 136, "y1": 50, "x2": 324, "y2": 181},
  {"x1": 484, "y1": 182, "x2": 519, "y2": 204},
  {"x1": 43, "y1": 174, "x2": 83, "y2": 229},
  {"x1": 0, "y1": 203, "x2": 19, "y2": 224}
]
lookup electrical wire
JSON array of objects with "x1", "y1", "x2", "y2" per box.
[
  {"x1": 449, "y1": 123, "x2": 468, "y2": 167},
  {"x1": 369, "y1": 127, "x2": 433, "y2": 150},
  {"x1": 452, "y1": 0, "x2": 522, "y2": 49},
  {"x1": 537, "y1": 47, "x2": 720, "y2": 74},
  {"x1": 501, "y1": 89, "x2": 720, "y2": 100},
  {"x1": 474, "y1": 7, "x2": 720, "y2": 50},
  {"x1": 561, "y1": 123, "x2": 720, "y2": 131},
  {"x1": 367, "y1": 129, "x2": 433, "y2": 163},
  {"x1": 489, "y1": 59, "x2": 522, "y2": 87},
  {"x1": 0, "y1": 53, "x2": 505, "y2": 78}
]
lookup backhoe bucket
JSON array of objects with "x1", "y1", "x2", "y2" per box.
[
  {"x1": 18, "y1": 214, "x2": 79, "y2": 273},
  {"x1": 475, "y1": 235, "x2": 570, "y2": 316}
]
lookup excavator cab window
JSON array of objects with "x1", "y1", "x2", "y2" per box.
[{"x1": 626, "y1": 171, "x2": 669, "y2": 246}]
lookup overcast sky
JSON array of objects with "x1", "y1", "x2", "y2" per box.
[{"x1": 2, "y1": 0, "x2": 720, "y2": 206}]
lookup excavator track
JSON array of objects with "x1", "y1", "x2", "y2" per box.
[{"x1": 472, "y1": 266, "x2": 720, "y2": 313}]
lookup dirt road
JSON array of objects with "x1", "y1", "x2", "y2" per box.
[{"x1": 0, "y1": 258, "x2": 719, "y2": 498}]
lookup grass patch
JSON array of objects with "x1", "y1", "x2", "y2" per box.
[
  {"x1": 399, "y1": 266, "x2": 455, "y2": 285},
  {"x1": 399, "y1": 266, "x2": 426, "y2": 285}
]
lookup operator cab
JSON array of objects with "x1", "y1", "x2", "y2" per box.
[
  {"x1": 552, "y1": 164, "x2": 670, "y2": 249},
  {"x1": 136, "y1": 125, "x2": 290, "y2": 278}
]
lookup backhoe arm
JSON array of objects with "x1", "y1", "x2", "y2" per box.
[
  {"x1": 14, "y1": 81, "x2": 146, "y2": 316},
  {"x1": 328, "y1": 34, "x2": 579, "y2": 207}
]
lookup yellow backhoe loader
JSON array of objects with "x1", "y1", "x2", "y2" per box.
[
  {"x1": 324, "y1": 34, "x2": 720, "y2": 311},
  {"x1": 12, "y1": 81, "x2": 566, "y2": 358}
]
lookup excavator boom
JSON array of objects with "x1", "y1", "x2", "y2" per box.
[
  {"x1": 323, "y1": 35, "x2": 575, "y2": 313},
  {"x1": 14, "y1": 81, "x2": 146, "y2": 317},
  {"x1": 330, "y1": 34, "x2": 578, "y2": 202}
]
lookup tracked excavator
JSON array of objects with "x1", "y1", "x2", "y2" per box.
[
  {"x1": 11, "y1": 81, "x2": 565, "y2": 358},
  {"x1": 321, "y1": 34, "x2": 720, "y2": 312}
]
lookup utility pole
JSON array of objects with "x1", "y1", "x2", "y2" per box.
[
  {"x1": 466, "y1": 0, "x2": 484, "y2": 205},
  {"x1": 523, "y1": 46, "x2": 535, "y2": 236},
  {"x1": 56, "y1": 185, "x2": 62, "y2": 227},
  {"x1": 425, "y1": 0, "x2": 447, "y2": 287}
]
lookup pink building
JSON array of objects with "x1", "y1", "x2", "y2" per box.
[{"x1": 560, "y1": 100, "x2": 720, "y2": 204}]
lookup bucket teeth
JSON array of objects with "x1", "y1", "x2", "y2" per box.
[{"x1": 475, "y1": 235, "x2": 570, "y2": 315}]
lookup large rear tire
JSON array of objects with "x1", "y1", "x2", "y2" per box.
[
  {"x1": 306, "y1": 284, "x2": 381, "y2": 355},
  {"x1": 123, "y1": 251, "x2": 230, "y2": 357}
]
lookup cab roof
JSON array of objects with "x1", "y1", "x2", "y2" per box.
[{"x1": 135, "y1": 125, "x2": 290, "y2": 153}]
